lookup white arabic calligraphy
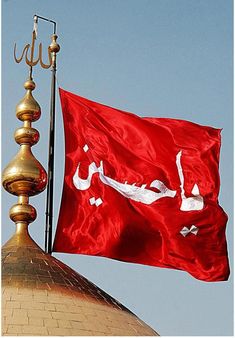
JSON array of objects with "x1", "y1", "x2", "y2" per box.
[
  {"x1": 72, "y1": 150, "x2": 204, "y2": 210},
  {"x1": 73, "y1": 161, "x2": 176, "y2": 205},
  {"x1": 176, "y1": 151, "x2": 204, "y2": 211}
]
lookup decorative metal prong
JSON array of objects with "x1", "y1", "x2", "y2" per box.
[
  {"x1": 39, "y1": 44, "x2": 52, "y2": 69},
  {"x1": 13, "y1": 29, "x2": 52, "y2": 69},
  {"x1": 14, "y1": 43, "x2": 30, "y2": 63},
  {"x1": 25, "y1": 45, "x2": 40, "y2": 67}
]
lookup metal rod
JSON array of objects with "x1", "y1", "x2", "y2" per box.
[
  {"x1": 34, "y1": 15, "x2": 56, "y2": 34},
  {"x1": 45, "y1": 61, "x2": 56, "y2": 254},
  {"x1": 33, "y1": 14, "x2": 59, "y2": 254}
]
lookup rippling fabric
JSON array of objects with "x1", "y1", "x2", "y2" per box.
[{"x1": 53, "y1": 88, "x2": 229, "y2": 282}]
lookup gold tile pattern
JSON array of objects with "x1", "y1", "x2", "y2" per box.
[{"x1": 2, "y1": 233, "x2": 159, "y2": 336}]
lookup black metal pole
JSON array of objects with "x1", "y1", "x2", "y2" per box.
[
  {"x1": 45, "y1": 61, "x2": 56, "y2": 254},
  {"x1": 33, "y1": 14, "x2": 60, "y2": 254},
  {"x1": 32, "y1": 15, "x2": 59, "y2": 254},
  {"x1": 45, "y1": 33, "x2": 60, "y2": 254}
]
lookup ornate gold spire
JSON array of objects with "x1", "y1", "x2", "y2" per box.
[
  {"x1": 2, "y1": 76, "x2": 47, "y2": 237},
  {"x1": 3, "y1": 15, "x2": 60, "y2": 251}
]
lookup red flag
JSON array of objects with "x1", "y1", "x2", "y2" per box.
[{"x1": 53, "y1": 88, "x2": 229, "y2": 282}]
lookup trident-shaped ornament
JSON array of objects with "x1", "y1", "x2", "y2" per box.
[{"x1": 14, "y1": 27, "x2": 52, "y2": 69}]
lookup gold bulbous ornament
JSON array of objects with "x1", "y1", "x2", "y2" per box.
[
  {"x1": 24, "y1": 79, "x2": 36, "y2": 90},
  {"x1": 9, "y1": 203, "x2": 37, "y2": 223},
  {"x1": 2, "y1": 144, "x2": 47, "y2": 196},
  {"x1": 16, "y1": 79, "x2": 41, "y2": 122},
  {"x1": 2, "y1": 74, "x2": 47, "y2": 234},
  {"x1": 14, "y1": 126, "x2": 40, "y2": 145},
  {"x1": 49, "y1": 34, "x2": 60, "y2": 53}
]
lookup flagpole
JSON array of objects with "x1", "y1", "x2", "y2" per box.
[
  {"x1": 47, "y1": 37, "x2": 60, "y2": 254},
  {"x1": 45, "y1": 24, "x2": 60, "y2": 254},
  {"x1": 33, "y1": 15, "x2": 60, "y2": 254}
]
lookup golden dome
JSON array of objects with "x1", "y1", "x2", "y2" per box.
[{"x1": 2, "y1": 227, "x2": 159, "y2": 336}]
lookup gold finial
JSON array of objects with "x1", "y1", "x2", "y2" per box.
[
  {"x1": 16, "y1": 78, "x2": 41, "y2": 121},
  {"x1": 3, "y1": 15, "x2": 59, "y2": 251},
  {"x1": 49, "y1": 34, "x2": 60, "y2": 54},
  {"x1": 2, "y1": 77, "x2": 47, "y2": 235}
]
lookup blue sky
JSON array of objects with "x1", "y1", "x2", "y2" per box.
[{"x1": 1, "y1": 0, "x2": 233, "y2": 335}]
